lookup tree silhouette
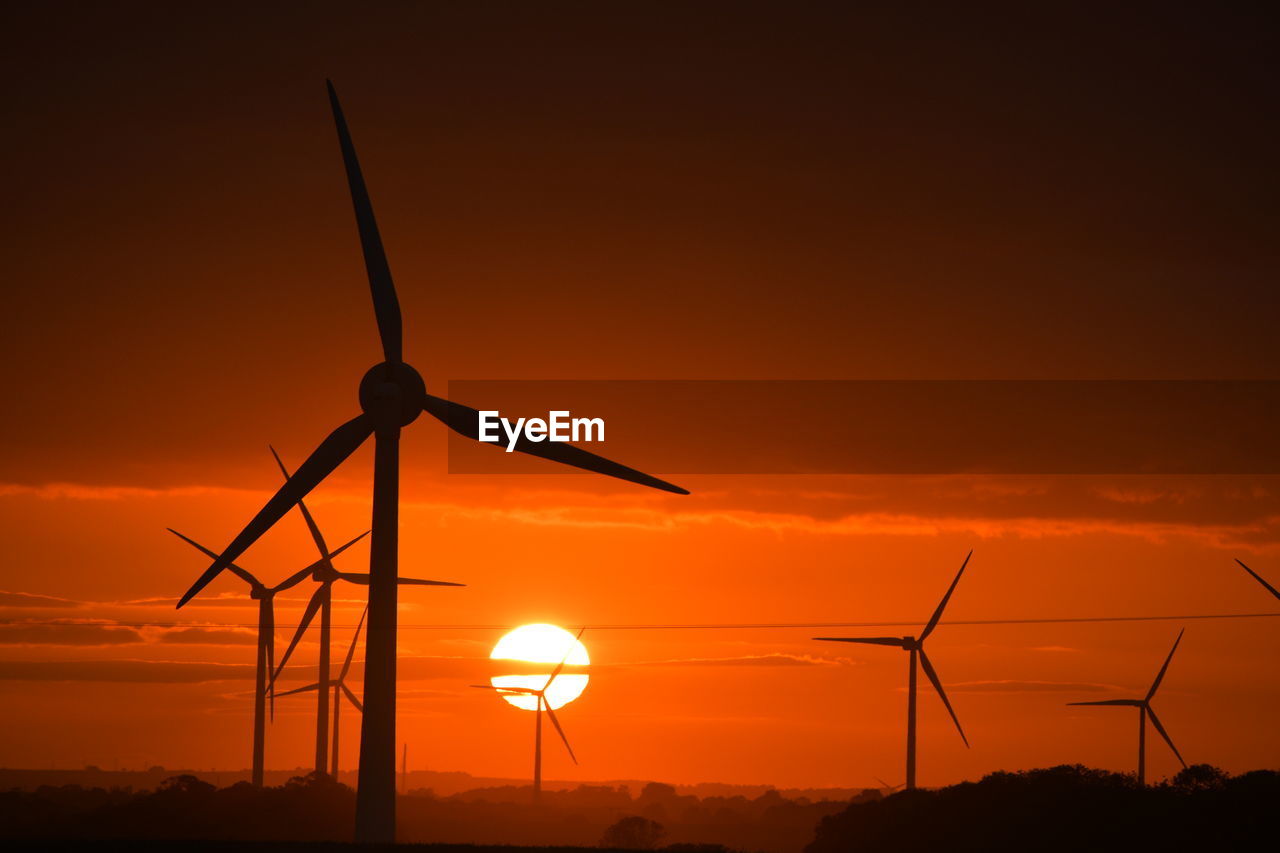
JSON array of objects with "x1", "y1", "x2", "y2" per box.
[{"x1": 600, "y1": 815, "x2": 666, "y2": 849}]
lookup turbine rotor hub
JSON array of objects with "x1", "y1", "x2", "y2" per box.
[{"x1": 359, "y1": 361, "x2": 425, "y2": 426}]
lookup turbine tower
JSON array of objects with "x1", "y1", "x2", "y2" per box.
[
  {"x1": 275, "y1": 605, "x2": 369, "y2": 778},
  {"x1": 474, "y1": 628, "x2": 584, "y2": 804},
  {"x1": 175, "y1": 81, "x2": 687, "y2": 843},
  {"x1": 1067, "y1": 629, "x2": 1188, "y2": 785},
  {"x1": 166, "y1": 527, "x2": 366, "y2": 786},
  {"x1": 267, "y1": 446, "x2": 461, "y2": 774},
  {"x1": 1236, "y1": 559, "x2": 1280, "y2": 601},
  {"x1": 814, "y1": 551, "x2": 972, "y2": 790}
]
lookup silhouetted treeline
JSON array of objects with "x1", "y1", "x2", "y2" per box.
[
  {"x1": 807, "y1": 764, "x2": 1280, "y2": 853},
  {"x1": 0, "y1": 773, "x2": 855, "y2": 852}
]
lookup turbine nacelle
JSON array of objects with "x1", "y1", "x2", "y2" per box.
[{"x1": 359, "y1": 361, "x2": 426, "y2": 427}]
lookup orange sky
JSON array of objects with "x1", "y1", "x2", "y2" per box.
[{"x1": 2, "y1": 3, "x2": 1279, "y2": 789}]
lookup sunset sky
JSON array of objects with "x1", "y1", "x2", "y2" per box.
[{"x1": 2, "y1": 3, "x2": 1279, "y2": 790}]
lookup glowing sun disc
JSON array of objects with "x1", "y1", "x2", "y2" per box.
[{"x1": 490, "y1": 623, "x2": 589, "y2": 711}]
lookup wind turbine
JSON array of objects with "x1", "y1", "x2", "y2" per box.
[
  {"x1": 474, "y1": 627, "x2": 585, "y2": 804},
  {"x1": 275, "y1": 605, "x2": 368, "y2": 779},
  {"x1": 166, "y1": 526, "x2": 367, "y2": 786},
  {"x1": 174, "y1": 81, "x2": 687, "y2": 843},
  {"x1": 874, "y1": 776, "x2": 905, "y2": 796},
  {"x1": 1067, "y1": 629, "x2": 1187, "y2": 785},
  {"x1": 1236, "y1": 559, "x2": 1280, "y2": 601},
  {"x1": 267, "y1": 446, "x2": 461, "y2": 775},
  {"x1": 814, "y1": 551, "x2": 972, "y2": 790}
]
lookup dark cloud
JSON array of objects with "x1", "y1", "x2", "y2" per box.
[
  {"x1": 944, "y1": 680, "x2": 1120, "y2": 694},
  {"x1": 0, "y1": 659, "x2": 253, "y2": 682},
  {"x1": 608, "y1": 653, "x2": 843, "y2": 669},
  {"x1": 0, "y1": 590, "x2": 81, "y2": 609},
  {"x1": 156, "y1": 627, "x2": 256, "y2": 646},
  {"x1": 0, "y1": 623, "x2": 144, "y2": 646}
]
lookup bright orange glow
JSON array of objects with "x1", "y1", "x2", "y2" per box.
[{"x1": 489, "y1": 623, "x2": 589, "y2": 711}]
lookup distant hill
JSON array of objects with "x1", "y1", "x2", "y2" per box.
[{"x1": 0, "y1": 765, "x2": 867, "y2": 801}]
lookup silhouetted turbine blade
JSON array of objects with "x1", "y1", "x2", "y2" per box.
[
  {"x1": 813, "y1": 637, "x2": 906, "y2": 647},
  {"x1": 166, "y1": 528, "x2": 260, "y2": 590},
  {"x1": 1146, "y1": 629, "x2": 1184, "y2": 701},
  {"x1": 270, "y1": 445, "x2": 331, "y2": 560},
  {"x1": 543, "y1": 627, "x2": 587, "y2": 691},
  {"x1": 1236, "y1": 559, "x2": 1280, "y2": 601},
  {"x1": 543, "y1": 702, "x2": 578, "y2": 765},
  {"x1": 177, "y1": 414, "x2": 374, "y2": 608},
  {"x1": 472, "y1": 684, "x2": 541, "y2": 695},
  {"x1": 419, "y1": 393, "x2": 688, "y2": 495},
  {"x1": 335, "y1": 571, "x2": 464, "y2": 587},
  {"x1": 340, "y1": 682, "x2": 364, "y2": 713},
  {"x1": 920, "y1": 551, "x2": 972, "y2": 641},
  {"x1": 272, "y1": 585, "x2": 326, "y2": 684},
  {"x1": 918, "y1": 648, "x2": 968, "y2": 747},
  {"x1": 326, "y1": 80, "x2": 402, "y2": 364},
  {"x1": 338, "y1": 605, "x2": 368, "y2": 682},
  {"x1": 276, "y1": 682, "x2": 321, "y2": 698},
  {"x1": 1066, "y1": 699, "x2": 1142, "y2": 706},
  {"x1": 1146, "y1": 706, "x2": 1186, "y2": 768}
]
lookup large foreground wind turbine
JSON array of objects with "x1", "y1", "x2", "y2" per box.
[
  {"x1": 268, "y1": 446, "x2": 460, "y2": 774},
  {"x1": 814, "y1": 551, "x2": 972, "y2": 790},
  {"x1": 166, "y1": 527, "x2": 366, "y2": 786},
  {"x1": 1236, "y1": 559, "x2": 1280, "y2": 601},
  {"x1": 276, "y1": 606, "x2": 368, "y2": 778},
  {"x1": 175, "y1": 81, "x2": 687, "y2": 843},
  {"x1": 474, "y1": 628, "x2": 585, "y2": 804},
  {"x1": 1067, "y1": 629, "x2": 1187, "y2": 785}
]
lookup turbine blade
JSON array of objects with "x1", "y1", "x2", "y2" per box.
[
  {"x1": 166, "y1": 528, "x2": 260, "y2": 590},
  {"x1": 419, "y1": 393, "x2": 688, "y2": 495},
  {"x1": 1066, "y1": 699, "x2": 1142, "y2": 706},
  {"x1": 472, "y1": 684, "x2": 540, "y2": 695},
  {"x1": 338, "y1": 605, "x2": 368, "y2": 682},
  {"x1": 274, "y1": 531, "x2": 371, "y2": 593},
  {"x1": 326, "y1": 80, "x2": 402, "y2": 364},
  {"x1": 396, "y1": 575, "x2": 467, "y2": 587},
  {"x1": 813, "y1": 637, "x2": 906, "y2": 647},
  {"x1": 176, "y1": 414, "x2": 374, "y2": 608},
  {"x1": 340, "y1": 682, "x2": 364, "y2": 713},
  {"x1": 543, "y1": 702, "x2": 578, "y2": 765},
  {"x1": 544, "y1": 627, "x2": 587, "y2": 691},
  {"x1": 1146, "y1": 629, "x2": 1184, "y2": 701},
  {"x1": 272, "y1": 585, "x2": 325, "y2": 684},
  {"x1": 275, "y1": 682, "x2": 321, "y2": 698},
  {"x1": 333, "y1": 571, "x2": 464, "y2": 587},
  {"x1": 270, "y1": 446, "x2": 331, "y2": 559},
  {"x1": 920, "y1": 551, "x2": 972, "y2": 641},
  {"x1": 918, "y1": 648, "x2": 968, "y2": 747},
  {"x1": 1146, "y1": 706, "x2": 1186, "y2": 768},
  {"x1": 1236, "y1": 559, "x2": 1280, "y2": 601}
]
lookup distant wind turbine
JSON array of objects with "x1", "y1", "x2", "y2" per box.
[
  {"x1": 267, "y1": 446, "x2": 461, "y2": 775},
  {"x1": 166, "y1": 527, "x2": 367, "y2": 786},
  {"x1": 874, "y1": 776, "x2": 905, "y2": 796},
  {"x1": 815, "y1": 551, "x2": 972, "y2": 790},
  {"x1": 175, "y1": 81, "x2": 687, "y2": 843},
  {"x1": 1067, "y1": 629, "x2": 1187, "y2": 785},
  {"x1": 275, "y1": 605, "x2": 368, "y2": 778},
  {"x1": 1236, "y1": 559, "x2": 1280, "y2": 601},
  {"x1": 474, "y1": 627, "x2": 585, "y2": 804}
]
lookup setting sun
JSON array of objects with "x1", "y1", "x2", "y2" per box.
[{"x1": 489, "y1": 624, "x2": 590, "y2": 711}]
